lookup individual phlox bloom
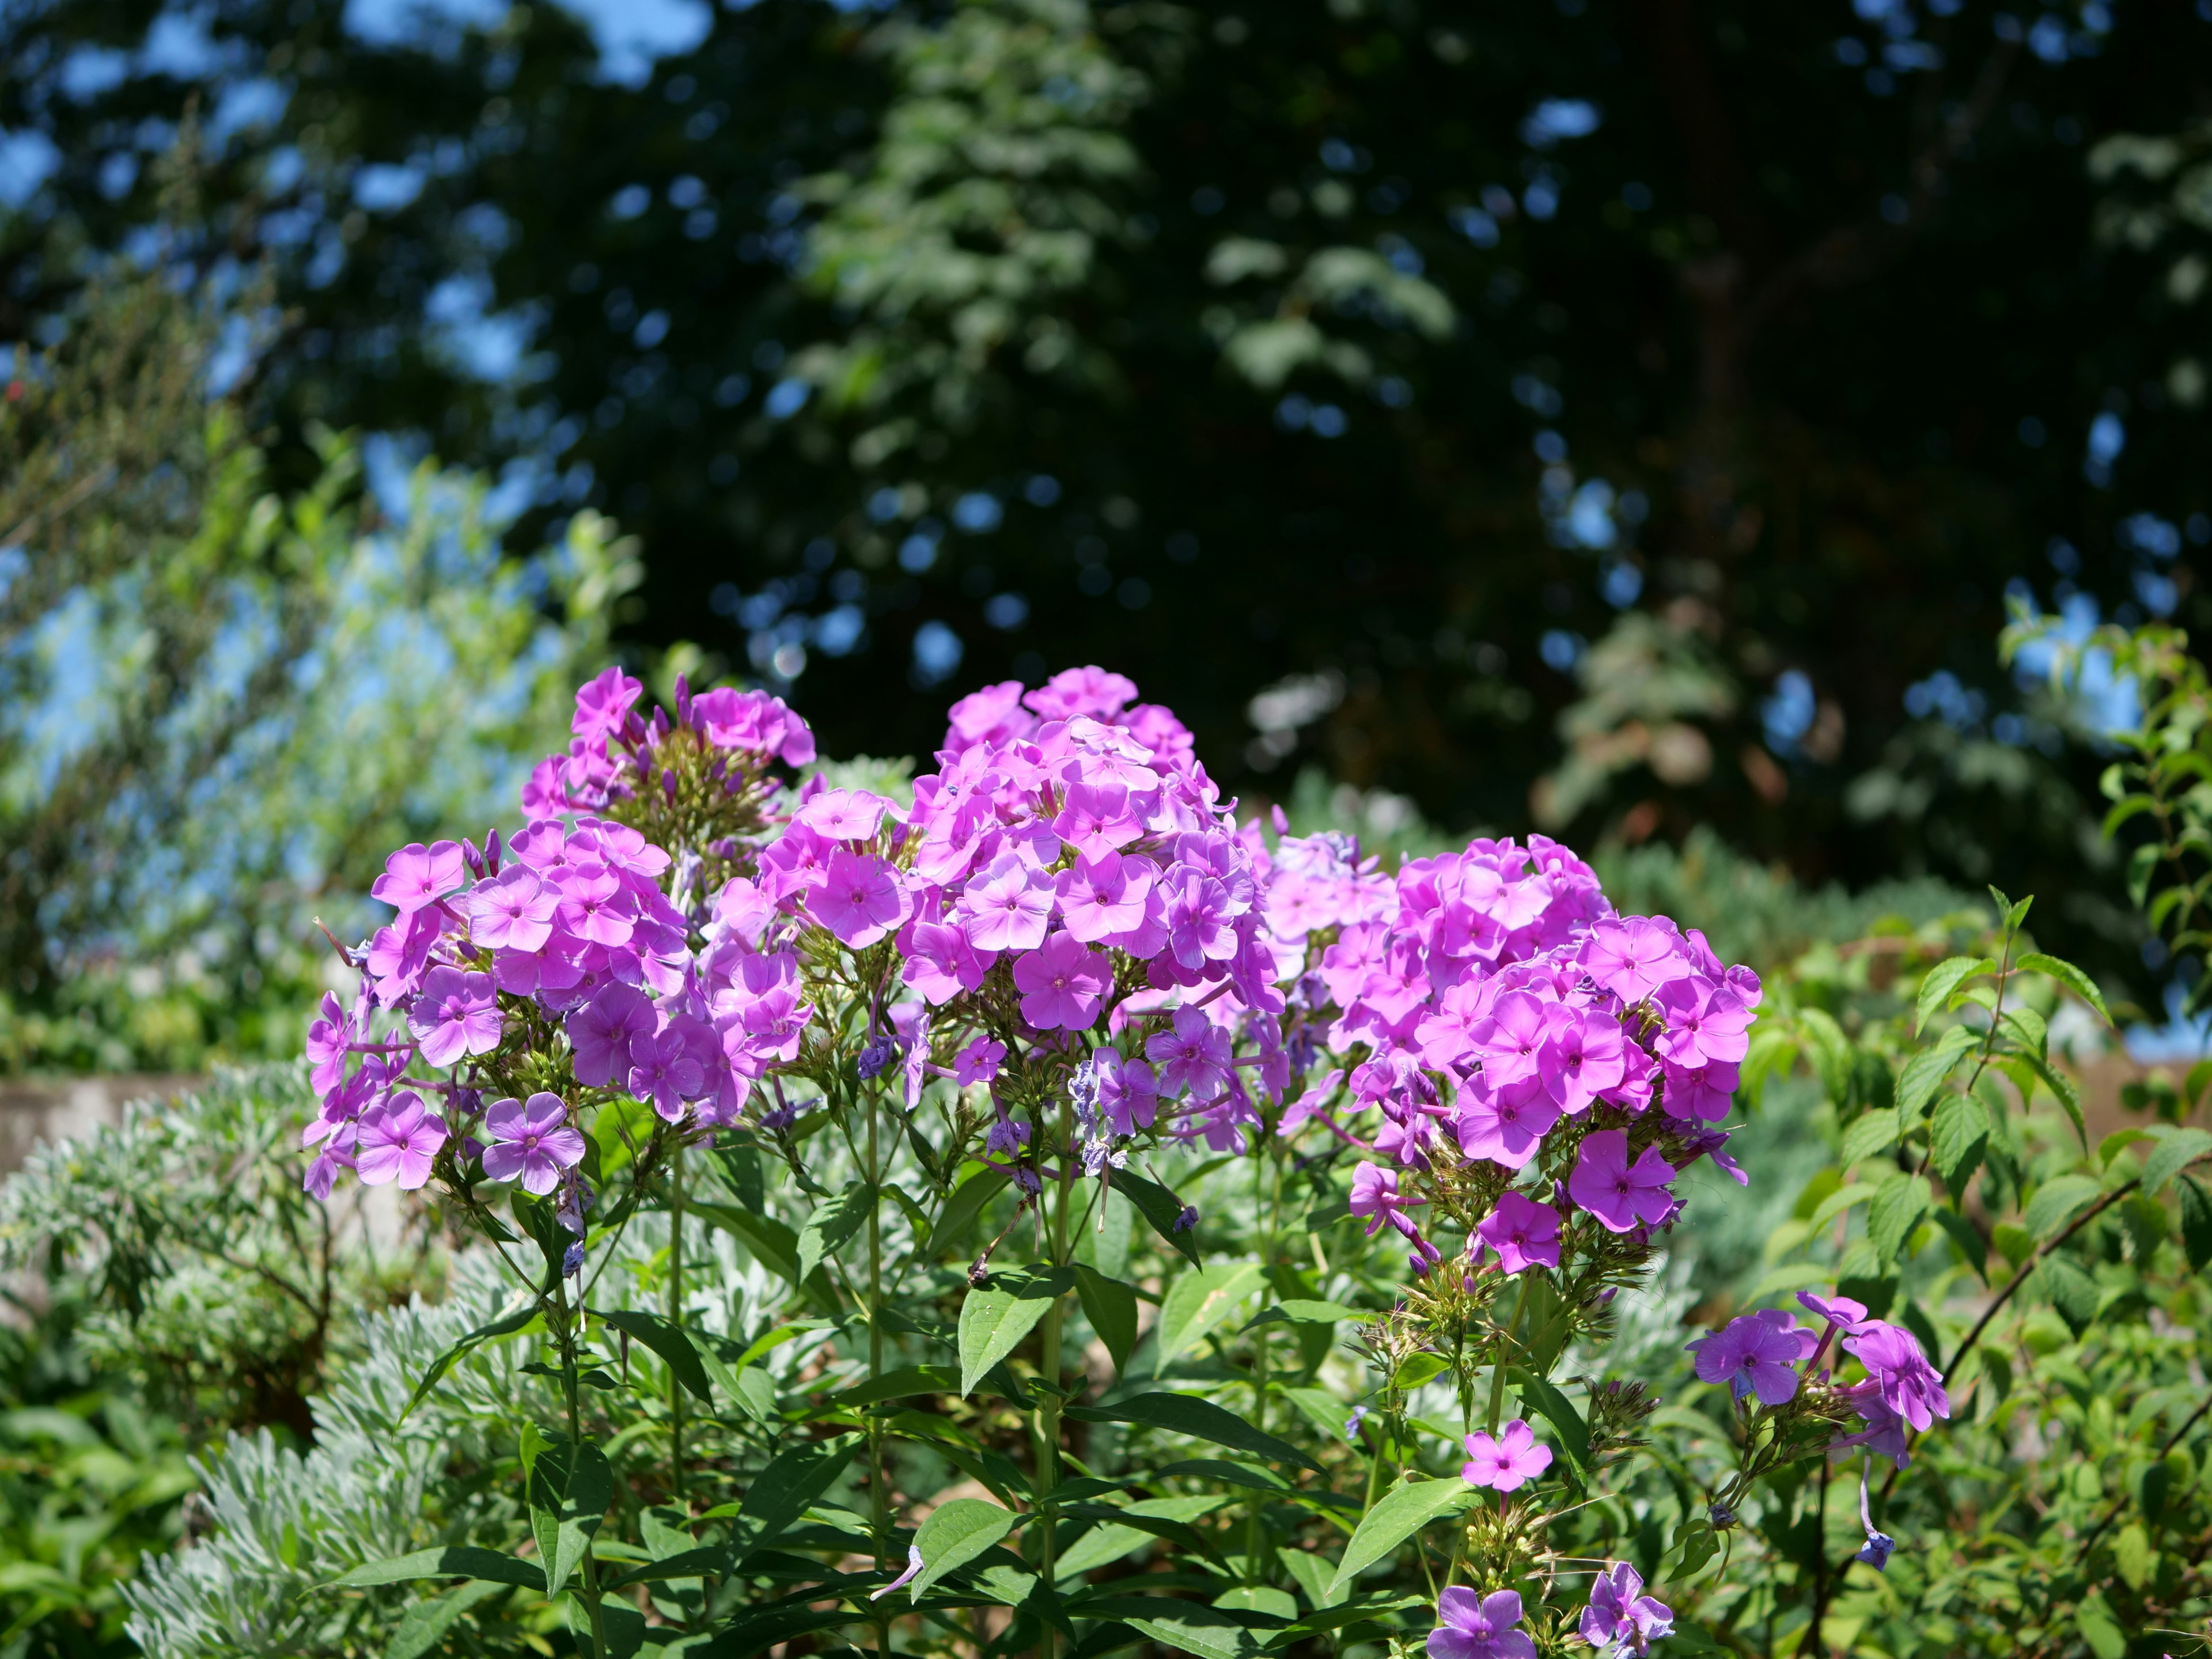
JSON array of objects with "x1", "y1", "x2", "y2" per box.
[
  {"x1": 1055, "y1": 852, "x2": 1153, "y2": 941},
  {"x1": 1053, "y1": 781, "x2": 1143, "y2": 858},
  {"x1": 1146, "y1": 1005, "x2": 1233, "y2": 1099},
  {"x1": 1831, "y1": 1390, "x2": 1914, "y2": 1469},
  {"x1": 1349, "y1": 1161, "x2": 1425, "y2": 1238},
  {"x1": 1460, "y1": 1419, "x2": 1553, "y2": 1491},
  {"x1": 469, "y1": 869, "x2": 559, "y2": 952},
  {"x1": 372, "y1": 840, "x2": 468, "y2": 914},
  {"x1": 1025, "y1": 665, "x2": 1138, "y2": 719},
  {"x1": 812, "y1": 850, "x2": 910, "y2": 947},
  {"x1": 1015, "y1": 932, "x2": 1112, "y2": 1029},
  {"x1": 630, "y1": 1025, "x2": 706, "y2": 1121},
  {"x1": 1795, "y1": 1289, "x2": 1869, "y2": 1332},
  {"x1": 1465, "y1": 988, "x2": 1550, "y2": 1086},
  {"x1": 756, "y1": 822, "x2": 836, "y2": 901},
  {"x1": 943, "y1": 680, "x2": 1034, "y2": 753},
  {"x1": 551, "y1": 861, "x2": 639, "y2": 948},
  {"x1": 1569, "y1": 1130, "x2": 1677, "y2": 1233},
  {"x1": 1162, "y1": 869, "x2": 1240, "y2": 970},
  {"x1": 305, "y1": 993, "x2": 354, "y2": 1094},
  {"x1": 1426, "y1": 1586, "x2": 1535, "y2": 1659},
  {"x1": 986, "y1": 1113, "x2": 1031, "y2": 1156},
  {"x1": 1537, "y1": 1003, "x2": 1627, "y2": 1113},
  {"x1": 408, "y1": 967, "x2": 503, "y2": 1067},
  {"x1": 1583, "y1": 915, "x2": 1686, "y2": 1004},
  {"x1": 1578, "y1": 1562, "x2": 1673, "y2": 1656},
  {"x1": 568, "y1": 982, "x2": 657, "y2": 1086},
  {"x1": 1094, "y1": 1048, "x2": 1158, "y2": 1134},
  {"x1": 482, "y1": 1092, "x2": 587, "y2": 1194},
  {"x1": 1658, "y1": 1056, "x2": 1738, "y2": 1123},
  {"x1": 953, "y1": 1036, "x2": 1006, "y2": 1086},
  {"x1": 1688, "y1": 1309, "x2": 1819, "y2": 1405},
  {"x1": 354, "y1": 1091, "x2": 448, "y2": 1190},
  {"x1": 368, "y1": 908, "x2": 442, "y2": 1005},
  {"x1": 1475, "y1": 1191, "x2": 1562, "y2": 1273},
  {"x1": 798, "y1": 788, "x2": 889, "y2": 842},
  {"x1": 571, "y1": 665, "x2": 644, "y2": 741},
  {"x1": 1842, "y1": 1320, "x2": 1950, "y2": 1431},
  {"x1": 959, "y1": 852, "x2": 1055, "y2": 953},
  {"x1": 1457, "y1": 1074, "x2": 1563, "y2": 1172},
  {"x1": 1652, "y1": 977, "x2": 1755, "y2": 1068}
]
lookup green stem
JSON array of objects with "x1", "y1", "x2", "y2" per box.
[
  {"x1": 867, "y1": 1086, "x2": 891, "y2": 1659},
  {"x1": 668, "y1": 1146, "x2": 685, "y2": 1507},
  {"x1": 560, "y1": 1291, "x2": 611, "y2": 1659},
  {"x1": 1485, "y1": 1277, "x2": 1533, "y2": 1434},
  {"x1": 1034, "y1": 1092, "x2": 1075, "y2": 1659}
]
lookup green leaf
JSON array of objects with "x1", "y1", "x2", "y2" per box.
[
  {"x1": 1325, "y1": 1478, "x2": 1476, "y2": 1597},
  {"x1": 1916, "y1": 956, "x2": 1995, "y2": 1034},
  {"x1": 1073, "y1": 1264, "x2": 1139, "y2": 1376},
  {"x1": 1157, "y1": 1264, "x2": 1264, "y2": 1361},
  {"x1": 1244, "y1": 1298, "x2": 1365, "y2": 1329},
  {"x1": 1930, "y1": 1207, "x2": 1988, "y2": 1281},
  {"x1": 387, "y1": 1578, "x2": 506, "y2": 1659},
  {"x1": 729, "y1": 1434, "x2": 863, "y2": 1557},
  {"x1": 1895, "y1": 1026, "x2": 1980, "y2": 1120},
  {"x1": 828, "y1": 1363, "x2": 964, "y2": 1407},
  {"x1": 2074, "y1": 1589, "x2": 2127, "y2": 1659},
  {"x1": 959, "y1": 1270, "x2": 1067, "y2": 1396},
  {"x1": 1214, "y1": 1586, "x2": 1297, "y2": 1622},
  {"x1": 2041, "y1": 1253, "x2": 2100, "y2": 1338},
  {"x1": 2017, "y1": 952, "x2": 2111, "y2": 1025},
  {"x1": 1795, "y1": 1007, "x2": 1852, "y2": 1105},
  {"x1": 2178, "y1": 1175, "x2": 2212, "y2": 1271},
  {"x1": 2187, "y1": 1059, "x2": 2212, "y2": 1111},
  {"x1": 605, "y1": 1546, "x2": 730, "y2": 1590},
  {"x1": 1067, "y1": 1392, "x2": 1322, "y2": 1473},
  {"x1": 331, "y1": 1547, "x2": 546, "y2": 1593},
  {"x1": 1673, "y1": 1521, "x2": 1719, "y2": 1578},
  {"x1": 691, "y1": 1202, "x2": 804, "y2": 1284},
  {"x1": 2019, "y1": 1051, "x2": 2089, "y2": 1152},
  {"x1": 1114, "y1": 1169, "x2": 1202, "y2": 1266},
  {"x1": 1056, "y1": 1497, "x2": 1231, "y2": 1578},
  {"x1": 931, "y1": 1166, "x2": 1011, "y2": 1255},
  {"x1": 401, "y1": 1296, "x2": 537, "y2": 1421},
  {"x1": 1507, "y1": 1367, "x2": 1589, "y2": 1475},
  {"x1": 798, "y1": 1180, "x2": 876, "y2": 1282},
  {"x1": 1121, "y1": 1603, "x2": 1266, "y2": 1659},
  {"x1": 1392, "y1": 1352, "x2": 1448, "y2": 1391},
  {"x1": 1930, "y1": 1094, "x2": 1990, "y2": 1195},
  {"x1": 1805, "y1": 1182, "x2": 1877, "y2": 1235},
  {"x1": 1840, "y1": 1109, "x2": 1901, "y2": 1168},
  {"x1": 528, "y1": 1440, "x2": 613, "y2": 1600},
  {"x1": 594, "y1": 1309, "x2": 713, "y2": 1403},
  {"x1": 2023, "y1": 1173, "x2": 2103, "y2": 1241},
  {"x1": 910, "y1": 1497, "x2": 1017, "y2": 1596},
  {"x1": 1868, "y1": 1175, "x2": 1932, "y2": 1266},
  {"x1": 2143, "y1": 1126, "x2": 2212, "y2": 1196}
]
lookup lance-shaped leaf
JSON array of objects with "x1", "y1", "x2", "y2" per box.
[
  {"x1": 1114, "y1": 1169, "x2": 1202, "y2": 1266},
  {"x1": 910, "y1": 1497, "x2": 1018, "y2": 1596},
  {"x1": 1930, "y1": 1094, "x2": 1990, "y2": 1195},
  {"x1": 329, "y1": 1546, "x2": 546, "y2": 1592},
  {"x1": 2023, "y1": 1173, "x2": 2103, "y2": 1240},
  {"x1": 387, "y1": 1579, "x2": 506, "y2": 1659},
  {"x1": 1067, "y1": 1392, "x2": 1322, "y2": 1473},
  {"x1": 401, "y1": 1296, "x2": 538, "y2": 1420},
  {"x1": 2178, "y1": 1176, "x2": 2212, "y2": 1272},
  {"x1": 931, "y1": 1166, "x2": 1012, "y2": 1253},
  {"x1": 1086, "y1": 1600, "x2": 1268, "y2": 1659},
  {"x1": 1868, "y1": 1174, "x2": 1932, "y2": 1265},
  {"x1": 1325, "y1": 1477, "x2": 1478, "y2": 1597},
  {"x1": 1157, "y1": 1262, "x2": 1264, "y2": 1362},
  {"x1": 2017, "y1": 952, "x2": 2111, "y2": 1024},
  {"x1": 691, "y1": 1202, "x2": 802, "y2": 1283},
  {"x1": 594, "y1": 1308, "x2": 713, "y2": 1402},
  {"x1": 798, "y1": 1180, "x2": 876, "y2": 1282},
  {"x1": 728, "y1": 1433, "x2": 864, "y2": 1557},
  {"x1": 1073, "y1": 1264, "x2": 1139, "y2": 1376},
  {"x1": 1895, "y1": 1026, "x2": 1979, "y2": 1120},
  {"x1": 959, "y1": 1270, "x2": 1070, "y2": 1396},
  {"x1": 529, "y1": 1440, "x2": 613, "y2": 1600},
  {"x1": 1916, "y1": 956, "x2": 1995, "y2": 1035}
]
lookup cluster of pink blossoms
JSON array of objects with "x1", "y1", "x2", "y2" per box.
[{"x1": 302, "y1": 671, "x2": 816, "y2": 1214}]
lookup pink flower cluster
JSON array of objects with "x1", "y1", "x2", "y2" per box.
[
  {"x1": 524, "y1": 665, "x2": 813, "y2": 819},
  {"x1": 1256, "y1": 819, "x2": 1762, "y2": 1274}
]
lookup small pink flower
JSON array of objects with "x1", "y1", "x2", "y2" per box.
[
  {"x1": 371, "y1": 841, "x2": 467, "y2": 914},
  {"x1": 355, "y1": 1092, "x2": 448, "y2": 1190},
  {"x1": 798, "y1": 788, "x2": 889, "y2": 842},
  {"x1": 1013, "y1": 931, "x2": 1111, "y2": 1030},
  {"x1": 959, "y1": 853, "x2": 1054, "y2": 953},
  {"x1": 407, "y1": 967, "x2": 503, "y2": 1067},
  {"x1": 1475, "y1": 1191, "x2": 1560, "y2": 1274},
  {"x1": 468, "y1": 869, "x2": 558, "y2": 952},
  {"x1": 482, "y1": 1092, "x2": 586, "y2": 1195},
  {"x1": 810, "y1": 850, "x2": 909, "y2": 947},
  {"x1": 1349, "y1": 1162, "x2": 1424, "y2": 1238},
  {"x1": 1460, "y1": 1419, "x2": 1553, "y2": 1493},
  {"x1": 953, "y1": 1037, "x2": 1006, "y2": 1085},
  {"x1": 1568, "y1": 1130, "x2": 1677, "y2": 1234}
]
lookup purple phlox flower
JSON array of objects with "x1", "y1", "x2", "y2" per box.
[
  {"x1": 1162, "y1": 869, "x2": 1240, "y2": 969},
  {"x1": 1856, "y1": 1469, "x2": 1896, "y2": 1571},
  {"x1": 1349, "y1": 1161, "x2": 1425, "y2": 1240},
  {"x1": 1652, "y1": 976, "x2": 1754, "y2": 1068},
  {"x1": 1426, "y1": 1586, "x2": 1535, "y2": 1659},
  {"x1": 569, "y1": 982, "x2": 657, "y2": 1086},
  {"x1": 367, "y1": 908, "x2": 442, "y2": 1005},
  {"x1": 870, "y1": 1544, "x2": 925, "y2": 1602},
  {"x1": 1465, "y1": 988, "x2": 1549, "y2": 1086},
  {"x1": 482, "y1": 1093, "x2": 588, "y2": 1195},
  {"x1": 811, "y1": 849, "x2": 909, "y2": 947},
  {"x1": 986, "y1": 1113, "x2": 1032, "y2": 1157},
  {"x1": 372, "y1": 840, "x2": 468, "y2": 914},
  {"x1": 1688, "y1": 1309, "x2": 1819, "y2": 1406},
  {"x1": 1343, "y1": 1404, "x2": 1369, "y2": 1440},
  {"x1": 900, "y1": 1009, "x2": 930, "y2": 1109},
  {"x1": 1456, "y1": 1074, "x2": 1562, "y2": 1172},
  {"x1": 354, "y1": 1091, "x2": 448, "y2": 1190},
  {"x1": 1475, "y1": 1191, "x2": 1562, "y2": 1274},
  {"x1": 1014, "y1": 931, "x2": 1112, "y2": 1030},
  {"x1": 550, "y1": 861, "x2": 638, "y2": 947},
  {"x1": 1796, "y1": 1287, "x2": 1868, "y2": 1368},
  {"x1": 1569, "y1": 1130, "x2": 1677, "y2": 1234},
  {"x1": 407, "y1": 967, "x2": 503, "y2": 1067},
  {"x1": 798, "y1": 787, "x2": 889, "y2": 842},
  {"x1": 1056, "y1": 851, "x2": 1152, "y2": 941},
  {"x1": 572, "y1": 665, "x2": 645, "y2": 741},
  {"x1": 1460, "y1": 1419, "x2": 1554, "y2": 1492},
  {"x1": 1172, "y1": 1203, "x2": 1199, "y2": 1233},
  {"x1": 1578, "y1": 1562, "x2": 1673, "y2": 1657},
  {"x1": 630, "y1": 1027, "x2": 706, "y2": 1121},
  {"x1": 1146, "y1": 1005, "x2": 1233, "y2": 1099},
  {"x1": 305, "y1": 993, "x2": 354, "y2": 1094},
  {"x1": 468, "y1": 868, "x2": 559, "y2": 952},
  {"x1": 1841, "y1": 1320, "x2": 1950, "y2": 1431},
  {"x1": 857, "y1": 1031, "x2": 902, "y2": 1082},
  {"x1": 1537, "y1": 1002, "x2": 1626, "y2": 1113},
  {"x1": 953, "y1": 1036, "x2": 1006, "y2": 1086},
  {"x1": 303, "y1": 1147, "x2": 349, "y2": 1199},
  {"x1": 1584, "y1": 915, "x2": 1687, "y2": 1004},
  {"x1": 959, "y1": 853, "x2": 1055, "y2": 953}
]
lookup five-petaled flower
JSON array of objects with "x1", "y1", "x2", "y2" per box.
[
  {"x1": 482, "y1": 1093, "x2": 588, "y2": 1195},
  {"x1": 1426, "y1": 1586, "x2": 1536, "y2": 1659},
  {"x1": 1578, "y1": 1562, "x2": 1673, "y2": 1656},
  {"x1": 1688, "y1": 1309, "x2": 1819, "y2": 1406},
  {"x1": 1461, "y1": 1419, "x2": 1553, "y2": 1491}
]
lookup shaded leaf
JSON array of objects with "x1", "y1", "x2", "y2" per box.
[
  {"x1": 2024, "y1": 1173, "x2": 2103, "y2": 1240},
  {"x1": 528, "y1": 1440, "x2": 612, "y2": 1600},
  {"x1": 2041, "y1": 1253, "x2": 2100, "y2": 1338},
  {"x1": 911, "y1": 1497, "x2": 1017, "y2": 1596},
  {"x1": 1840, "y1": 1109, "x2": 1900, "y2": 1168},
  {"x1": 798, "y1": 1180, "x2": 875, "y2": 1282},
  {"x1": 331, "y1": 1547, "x2": 544, "y2": 1593},
  {"x1": 729, "y1": 1434, "x2": 863, "y2": 1557},
  {"x1": 2179, "y1": 1175, "x2": 2212, "y2": 1272},
  {"x1": 1325, "y1": 1478, "x2": 1476, "y2": 1597},
  {"x1": 1895, "y1": 1027, "x2": 1979, "y2": 1120},
  {"x1": 1073, "y1": 1263, "x2": 1139, "y2": 1376},
  {"x1": 2143, "y1": 1126, "x2": 2212, "y2": 1196},
  {"x1": 959, "y1": 1270, "x2": 1068, "y2": 1396},
  {"x1": 1115, "y1": 1169, "x2": 1202, "y2": 1266},
  {"x1": 1930, "y1": 1094, "x2": 1990, "y2": 1195},
  {"x1": 1868, "y1": 1175, "x2": 1932, "y2": 1266},
  {"x1": 594, "y1": 1308, "x2": 713, "y2": 1402},
  {"x1": 1067, "y1": 1392, "x2": 1321, "y2": 1473}
]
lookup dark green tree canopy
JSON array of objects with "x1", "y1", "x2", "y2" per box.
[{"x1": 6, "y1": 0, "x2": 2208, "y2": 991}]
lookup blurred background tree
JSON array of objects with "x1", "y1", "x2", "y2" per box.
[{"x1": 5, "y1": 0, "x2": 2209, "y2": 1011}]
